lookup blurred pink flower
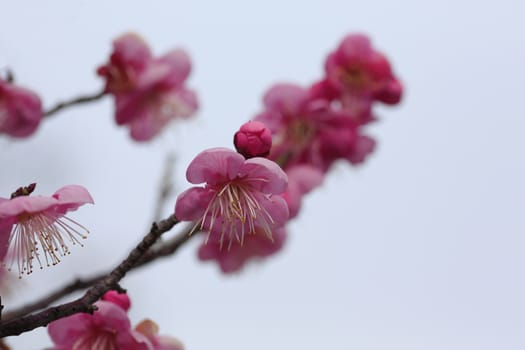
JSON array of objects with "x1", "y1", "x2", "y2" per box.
[
  {"x1": 48, "y1": 292, "x2": 151, "y2": 350},
  {"x1": 256, "y1": 83, "x2": 375, "y2": 171},
  {"x1": 322, "y1": 34, "x2": 403, "y2": 116},
  {"x1": 0, "y1": 78, "x2": 43, "y2": 138},
  {"x1": 0, "y1": 184, "x2": 93, "y2": 276},
  {"x1": 135, "y1": 319, "x2": 185, "y2": 350},
  {"x1": 175, "y1": 148, "x2": 289, "y2": 248},
  {"x1": 234, "y1": 120, "x2": 272, "y2": 158},
  {"x1": 198, "y1": 227, "x2": 287, "y2": 273},
  {"x1": 98, "y1": 33, "x2": 198, "y2": 141}
]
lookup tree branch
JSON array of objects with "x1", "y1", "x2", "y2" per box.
[
  {"x1": 44, "y1": 90, "x2": 106, "y2": 117},
  {"x1": 0, "y1": 214, "x2": 180, "y2": 337},
  {"x1": 2, "y1": 223, "x2": 197, "y2": 322}
]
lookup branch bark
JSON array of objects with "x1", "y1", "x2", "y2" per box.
[
  {"x1": 44, "y1": 90, "x2": 106, "y2": 117},
  {"x1": 0, "y1": 214, "x2": 180, "y2": 337}
]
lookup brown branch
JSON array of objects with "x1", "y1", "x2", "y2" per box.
[
  {"x1": 2, "y1": 223, "x2": 197, "y2": 322},
  {"x1": 0, "y1": 214, "x2": 179, "y2": 337},
  {"x1": 44, "y1": 90, "x2": 106, "y2": 117},
  {"x1": 152, "y1": 152, "x2": 176, "y2": 223}
]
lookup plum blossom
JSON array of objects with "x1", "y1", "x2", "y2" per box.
[
  {"x1": 0, "y1": 78, "x2": 43, "y2": 138},
  {"x1": 0, "y1": 184, "x2": 93, "y2": 276},
  {"x1": 97, "y1": 32, "x2": 198, "y2": 142},
  {"x1": 48, "y1": 292, "x2": 151, "y2": 350},
  {"x1": 319, "y1": 34, "x2": 403, "y2": 118},
  {"x1": 198, "y1": 227, "x2": 287, "y2": 273},
  {"x1": 256, "y1": 83, "x2": 375, "y2": 171},
  {"x1": 175, "y1": 148, "x2": 289, "y2": 248},
  {"x1": 234, "y1": 120, "x2": 272, "y2": 158}
]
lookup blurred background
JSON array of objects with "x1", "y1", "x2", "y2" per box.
[{"x1": 1, "y1": 0, "x2": 524, "y2": 349}]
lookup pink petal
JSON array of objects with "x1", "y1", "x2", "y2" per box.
[
  {"x1": 186, "y1": 148, "x2": 245, "y2": 185},
  {"x1": 53, "y1": 185, "x2": 94, "y2": 206},
  {"x1": 156, "y1": 49, "x2": 192, "y2": 87},
  {"x1": 263, "y1": 83, "x2": 308, "y2": 116},
  {"x1": 174, "y1": 187, "x2": 214, "y2": 221},
  {"x1": 239, "y1": 157, "x2": 288, "y2": 194},
  {"x1": 0, "y1": 196, "x2": 57, "y2": 217}
]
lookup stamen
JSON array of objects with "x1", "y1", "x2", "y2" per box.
[
  {"x1": 6, "y1": 212, "x2": 89, "y2": 277},
  {"x1": 198, "y1": 180, "x2": 276, "y2": 249}
]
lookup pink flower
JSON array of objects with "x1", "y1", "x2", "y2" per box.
[
  {"x1": 48, "y1": 292, "x2": 152, "y2": 350},
  {"x1": 198, "y1": 227, "x2": 287, "y2": 273},
  {"x1": 97, "y1": 33, "x2": 153, "y2": 94},
  {"x1": 175, "y1": 148, "x2": 289, "y2": 248},
  {"x1": 256, "y1": 83, "x2": 375, "y2": 171},
  {"x1": 135, "y1": 319, "x2": 185, "y2": 350},
  {"x1": 0, "y1": 78, "x2": 43, "y2": 138},
  {"x1": 97, "y1": 33, "x2": 199, "y2": 142},
  {"x1": 0, "y1": 184, "x2": 93, "y2": 276},
  {"x1": 234, "y1": 120, "x2": 272, "y2": 158},
  {"x1": 323, "y1": 34, "x2": 403, "y2": 113}
]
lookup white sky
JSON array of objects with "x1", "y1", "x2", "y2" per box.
[{"x1": 1, "y1": 0, "x2": 524, "y2": 349}]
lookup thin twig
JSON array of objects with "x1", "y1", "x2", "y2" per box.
[
  {"x1": 0, "y1": 214, "x2": 179, "y2": 337},
  {"x1": 44, "y1": 90, "x2": 106, "y2": 117},
  {"x1": 2, "y1": 223, "x2": 197, "y2": 322},
  {"x1": 152, "y1": 152, "x2": 176, "y2": 223}
]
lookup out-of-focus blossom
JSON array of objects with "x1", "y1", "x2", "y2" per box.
[
  {"x1": 234, "y1": 120, "x2": 272, "y2": 158},
  {"x1": 281, "y1": 165, "x2": 324, "y2": 219},
  {"x1": 321, "y1": 34, "x2": 403, "y2": 118},
  {"x1": 198, "y1": 227, "x2": 287, "y2": 273},
  {"x1": 0, "y1": 184, "x2": 93, "y2": 277},
  {"x1": 48, "y1": 292, "x2": 151, "y2": 350},
  {"x1": 175, "y1": 147, "x2": 289, "y2": 248},
  {"x1": 256, "y1": 83, "x2": 375, "y2": 171},
  {"x1": 0, "y1": 78, "x2": 43, "y2": 138},
  {"x1": 135, "y1": 319, "x2": 185, "y2": 350},
  {"x1": 97, "y1": 33, "x2": 198, "y2": 142}
]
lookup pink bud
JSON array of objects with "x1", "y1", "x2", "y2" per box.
[
  {"x1": 102, "y1": 290, "x2": 131, "y2": 311},
  {"x1": 234, "y1": 121, "x2": 272, "y2": 158}
]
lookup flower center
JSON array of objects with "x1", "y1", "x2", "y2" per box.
[{"x1": 197, "y1": 180, "x2": 275, "y2": 249}]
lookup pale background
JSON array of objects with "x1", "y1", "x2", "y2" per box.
[{"x1": 1, "y1": 0, "x2": 524, "y2": 349}]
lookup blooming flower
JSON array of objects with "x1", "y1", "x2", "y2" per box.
[
  {"x1": 198, "y1": 227, "x2": 287, "y2": 273},
  {"x1": 175, "y1": 148, "x2": 289, "y2": 248},
  {"x1": 321, "y1": 34, "x2": 403, "y2": 118},
  {"x1": 97, "y1": 33, "x2": 199, "y2": 142},
  {"x1": 233, "y1": 120, "x2": 272, "y2": 158},
  {"x1": 0, "y1": 78, "x2": 43, "y2": 138},
  {"x1": 48, "y1": 292, "x2": 151, "y2": 350},
  {"x1": 0, "y1": 184, "x2": 93, "y2": 276},
  {"x1": 256, "y1": 83, "x2": 375, "y2": 171}
]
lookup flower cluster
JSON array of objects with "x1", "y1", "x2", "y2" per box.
[
  {"x1": 48, "y1": 291, "x2": 184, "y2": 350},
  {"x1": 175, "y1": 33, "x2": 402, "y2": 273},
  {"x1": 97, "y1": 33, "x2": 199, "y2": 141},
  {"x1": 0, "y1": 75, "x2": 43, "y2": 138},
  {"x1": 0, "y1": 184, "x2": 93, "y2": 277}
]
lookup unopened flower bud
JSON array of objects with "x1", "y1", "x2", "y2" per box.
[{"x1": 234, "y1": 121, "x2": 272, "y2": 158}]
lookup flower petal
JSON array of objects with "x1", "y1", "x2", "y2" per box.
[
  {"x1": 175, "y1": 187, "x2": 214, "y2": 221},
  {"x1": 186, "y1": 148, "x2": 245, "y2": 185},
  {"x1": 240, "y1": 157, "x2": 288, "y2": 194}
]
